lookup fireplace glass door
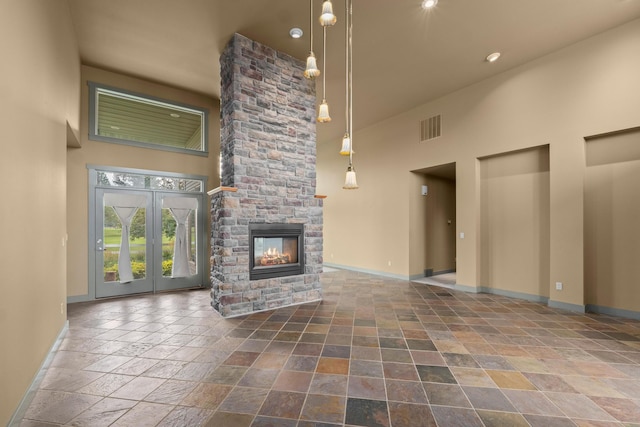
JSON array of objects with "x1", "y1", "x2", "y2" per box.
[
  {"x1": 254, "y1": 236, "x2": 298, "y2": 266},
  {"x1": 249, "y1": 223, "x2": 304, "y2": 280}
]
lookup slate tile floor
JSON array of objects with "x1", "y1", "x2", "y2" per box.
[{"x1": 19, "y1": 269, "x2": 640, "y2": 426}]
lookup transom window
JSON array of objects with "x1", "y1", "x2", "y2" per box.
[
  {"x1": 95, "y1": 169, "x2": 204, "y2": 193},
  {"x1": 89, "y1": 82, "x2": 208, "y2": 156}
]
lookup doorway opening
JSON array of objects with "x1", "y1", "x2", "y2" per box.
[{"x1": 410, "y1": 163, "x2": 457, "y2": 286}]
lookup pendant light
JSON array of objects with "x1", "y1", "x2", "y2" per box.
[
  {"x1": 344, "y1": 165, "x2": 358, "y2": 189},
  {"x1": 317, "y1": 0, "x2": 335, "y2": 123},
  {"x1": 319, "y1": 0, "x2": 337, "y2": 26},
  {"x1": 304, "y1": 54, "x2": 320, "y2": 79},
  {"x1": 339, "y1": 133, "x2": 351, "y2": 156},
  {"x1": 304, "y1": 0, "x2": 320, "y2": 79},
  {"x1": 339, "y1": 0, "x2": 351, "y2": 157},
  {"x1": 343, "y1": 0, "x2": 358, "y2": 189},
  {"x1": 317, "y1": 21, "x2": 331, "y2": 122}
]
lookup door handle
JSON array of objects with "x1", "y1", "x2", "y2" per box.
[{"x1": 97, "y1": 238, "x2": 105, "y2": 251}]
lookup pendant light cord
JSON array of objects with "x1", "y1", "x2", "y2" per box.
[
  {"x1": 309, "y1": 0, "x2": 314, "y2": 53},
  {"x1": 322, "y1": 25, "x2": 327, "y2": 100},
  {"x1": 347, "y1": 0, "x2": 353, "y2": 166},
  {"x1": 344, "y1": 0, "x2": 349, "y2": 138}
]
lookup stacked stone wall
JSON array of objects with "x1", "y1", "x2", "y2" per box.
[{"x1": 211, "y1": 33, "x2": 323, "y2": 317}]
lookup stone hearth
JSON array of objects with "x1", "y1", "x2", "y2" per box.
[{"x1": 209, "y1": 33, "x2": 323, "y2": 318}]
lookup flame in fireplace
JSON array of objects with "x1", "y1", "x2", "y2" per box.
[{"x1": 260, "y1": 247, "x2": 291, "y2": 266}]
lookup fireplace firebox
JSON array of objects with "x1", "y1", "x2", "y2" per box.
[{"x1": 249, "y1": 223, "x2": 304, "y2": 280}]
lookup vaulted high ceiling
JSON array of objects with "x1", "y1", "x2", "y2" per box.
[{"x1": 68, "y1": 0, "x2": 640, "y2": 145}]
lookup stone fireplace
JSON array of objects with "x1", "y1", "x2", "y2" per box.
[{"x1": 208, "y1": 33, "x2": 323, "y2": 318}]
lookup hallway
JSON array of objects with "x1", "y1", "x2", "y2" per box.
[{"x1": 19, "y1": 269, "x2": 640, "y2": 426}]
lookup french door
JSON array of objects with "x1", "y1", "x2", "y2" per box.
[
  {"x1": 92, "y1": 170, "x2": 205, "y2": 298},
  {"x1": 96, "y1": 189, "x2": 153, "y2": 297},
  {"x1": 155, "y1": 192, "x2": 203, "y2": 292}
]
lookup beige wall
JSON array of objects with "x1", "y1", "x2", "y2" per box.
[
  {"x1": 0, "y1": 1, "x2": 80, "y2": 424},
  {"x1": 67, "y1": 66, "x2": 220, "y2": 298},
  {"x1": 480, "y1": 147, "x2": 550, "y2": 299},
  {"x1": 318, "y1": 18, "x2": 640, "y2": 310},
  {"x1": 585, "y1": 129, "x2": 640, "y2": 312},
  {"x1": 318, "y1": 126, "x2": 411, "y2": 276}
]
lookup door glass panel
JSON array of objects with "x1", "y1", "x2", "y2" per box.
[
  {"x1": 161, "y1": 196, "x2": 198, "y2": 278},
  {"x1": 103, "y1": 205, "x2": 120, "y2": 282},
  {"x1": 129, "y1": 208, "x2": 147, "y2": 280},
  {"x1": 161, "y1": 208, "x2": 174, "y2": 277},
  {"x1": 102, "y1": 193, "x2": 147, "y2": 284}
]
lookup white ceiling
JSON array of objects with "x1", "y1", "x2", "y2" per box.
[{"x1": 68, "y1": 0, "x2": 640, "y2": 145}]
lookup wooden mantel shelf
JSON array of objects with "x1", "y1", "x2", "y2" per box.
[
  {"x1": 314, "y1": 195, "x2": 327, "y2": 199},
  {"x1": 207, "y1": 186, "x2": 238, "y2": 196}
]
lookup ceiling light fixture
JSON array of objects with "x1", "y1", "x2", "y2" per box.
[
  {"x1": 319, "y1": 0, "x2": 337, "y2": 26},
  {"x1": 316, "y1": 23, "x2": 331, "y2": 122},
  {"x1": 486, "y1": 52, "x2": 501, "y2": 62},
  {"x1": 340, "y1": 0, "x2": 351, "y2": 157},
  {"x1": 342, "y1": 0, "x2": 358, "y2": 189},
  {"x1": 304, "y1": 0, "x2": 358, "y2": 187},
  {"x1": 422, "y1": 0, "x2": 438, "y2": 10},
  {"x1": 304, "y1": 0, "x2": 321, "y2": 79},
  {"x1": 289, "y1": 28, "x2": 303, "y2": 39},
  {"x1": 317, "y1": 0, "x2": 336, "y2": 123},
  {"x1": 339, "y1": 134, "x2": 351, "y2": 156},
  {"x1": 170, "y1": 113, "x2": 181, "y2": 118}
]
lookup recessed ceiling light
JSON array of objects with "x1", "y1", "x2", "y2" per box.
[
  {"x1": 170, "y1": 113, "x2": 181, "y2": 118},
  {"x1": 289, "y1": 28, "x2": 303, "y2": 39},
  {"x1": 110, "y1": 125, "x2": 120, "y2": 130},
  {"x1": 422, "y1": 0, "x2": 438, "y2": 9},
  {"x1": 486, "y1": 52, "x2": 501, "y2": 63}
]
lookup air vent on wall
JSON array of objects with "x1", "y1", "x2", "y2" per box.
[{"x1": 420, "y1": 114, "x2": 441, "y2": 142}]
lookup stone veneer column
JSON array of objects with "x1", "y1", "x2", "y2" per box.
[{"x1": 210, "y1": 33, "x2": 323, "y2": 317}]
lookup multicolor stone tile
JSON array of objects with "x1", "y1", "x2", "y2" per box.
[{"x1": 18, "y1": 269, "x2": 640, "y2": 426}]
